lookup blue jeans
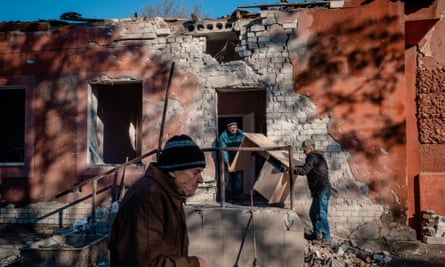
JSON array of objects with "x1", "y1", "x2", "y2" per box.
[
  {"x1": 310, "y1": 188, "x2": 331, "y2": 242},
  {"x1": 225, "y1": 170, "x2": 243, "y2": 201}
]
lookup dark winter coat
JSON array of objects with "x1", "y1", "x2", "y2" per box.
[
  {"x1": 109, "y1": 164, "x2": 200, "y2": 267},
  {"x1": 294, "y1": 150, "x2": 331, "y2": 197}
]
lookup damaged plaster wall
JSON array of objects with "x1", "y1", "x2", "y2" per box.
[
  {"x1": 0, "y1": 1, "x2": 414, "y2": 232},
  {"x1": 160, "y1": 10, "x2": 385, "y2": 231},
  {"x1": 229, "y1": 10, "x2": 384, "y2": 231},
  {"x1": 414, "y1": 1, "x2": 445, "y2": 218}
]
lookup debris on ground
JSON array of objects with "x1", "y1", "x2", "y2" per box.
[
  {"x1": 304, "y1": 241, "x2": 393, "y2": 267},
  {"x1": 421, "y1": 210, "x2": 445, "y2": 245},
  {"x1": 299, "y1": 213, "x2": 445, "y2": 267}
]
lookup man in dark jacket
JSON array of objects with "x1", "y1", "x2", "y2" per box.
[
  {"x1": 294, "y1": 139, "x2": 332, "y2": 246},
  {"x1": 109, "y1": 135, "x2": 208, "y2": 267}
]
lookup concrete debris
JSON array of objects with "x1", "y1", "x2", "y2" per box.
[
  {"x1": 72, "y1": 217, "x2": 90, "y2": 233},
  {"x1": 422, "y1": 210, "x2": 445, "y2": 245},
  {"x1": 304, "y1": 241, "x2": 393, "y2": 267},
  {"x1": 0, "y1": 247, "x2": 20, "y2": 266},
  {"x1": 302, "y1": 219, "x2": 429, "y2": 267}
]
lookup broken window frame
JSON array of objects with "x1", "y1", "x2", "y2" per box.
[{"x1": 87, "y1": 80, "x2": 143, "y2": 166}]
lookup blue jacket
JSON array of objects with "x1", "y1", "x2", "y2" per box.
[{"x1": 219, "y1": 129, "x2": 244, "y2": 163}]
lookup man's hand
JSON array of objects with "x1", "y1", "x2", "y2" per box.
[{"x1": 227, "y1": 162, "x2": 233, "y2": 172}]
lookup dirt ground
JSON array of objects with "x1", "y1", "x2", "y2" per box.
[
  {"x1": 304, "y1": 240, "x2": 445, "y2": 267},
  {"x1": 387, "y1": 243, "x2": 445, "y2": 267},
  {"x1": 2, "y1": 224, "x2": 445, "y2": 267}
]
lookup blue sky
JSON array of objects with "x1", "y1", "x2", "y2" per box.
[{"x1": 0, "y1": 0, "x2": 273, "y2": 22}]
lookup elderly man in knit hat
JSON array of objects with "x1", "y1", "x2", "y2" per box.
[
  {"x1": 294, "y1": 138, "x2": 332, "y2": 247},
  {"x1": 109, "y1": 135, "x2": 208, "y2": 267}
]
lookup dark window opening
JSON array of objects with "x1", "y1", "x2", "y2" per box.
[
  {"x1": 88, "y1": 81, "x2": 142, "y2": 165},
  {"x1": 217, "y1": 89, "x2": 266, "y2": 135},
  {"x1": 217, "y1": 89, "x2": 267, "y2": 195},
  {"x1": 0, "y1": 87, "x2": 25, "y2": 165},
  {"x1": 206, "y1": 32, "x2": 241, "y2": 63}
]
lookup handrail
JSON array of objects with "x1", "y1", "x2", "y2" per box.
[
  {"x1": 45, "y1": 145, "x2": 294, "y2": 227},
  {"x1": 54, "y1": 148, "x2": 158, "y2": 199},
  {"x1": 48, "y1": 148, "x2": 158, "y2": 226}
]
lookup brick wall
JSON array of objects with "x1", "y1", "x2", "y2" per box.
[
  {"x1": 0, "y1": 7, "x2": 386, "y2": 230},
  {"x1": 0, "y1": 201, "x2": 109, "y2": 227}
]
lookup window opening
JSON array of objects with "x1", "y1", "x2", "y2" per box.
[
  {"x1": 0, "y1": 87, "x2": 25, "y2": 166},
  {"x1": 206, "y1": 32, "x2": 241, "y2": 63},
  {"x1": 88, "y1": 81, "x2": 142, "y2": 165}
]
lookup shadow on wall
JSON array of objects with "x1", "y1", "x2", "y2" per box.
[
  {"x1": 288, "y1": 5, "x2": 405, "y2": 208},
  {"x1": 0, "y1": 22, "x2": 185, "y2": 206}
]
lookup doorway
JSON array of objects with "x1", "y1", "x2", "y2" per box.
[{"x1": 217, "y1": 89, "x2": 266, "y2": 196}]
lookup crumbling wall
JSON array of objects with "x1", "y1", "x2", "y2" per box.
[
  {"x1": 0, "y1": 0, "x2": 426, "y2": 233},
  {"x1": 415, "y1": 6, "x2": 445, "y2": 217},
  {"x1": 224, "y1": 8, "x2": 386, "y2": 231}
]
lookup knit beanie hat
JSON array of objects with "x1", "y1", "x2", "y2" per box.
[
  {"x1": 157, "y1": 135, "x2": 206, "y2": 172},
  {"x1": 302, "y1": 139, "x2": 315, "y2": 149},
  {"x1": 226, "y1": 119, "x2": 238, "y2": 128}
]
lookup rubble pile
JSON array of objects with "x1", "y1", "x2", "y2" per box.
[
  {"x1": 302, "y1": 218, "x2": 423, "y2": 267},
  {"x1": 0, "y1": 248, "x2": 19, "y2": 267},
  {"x1": 304, "y1": 242, "x2": 393, "y2": 267},
  {"x1": 421, "y1": 210, "x2": 445, "y2": 245}
]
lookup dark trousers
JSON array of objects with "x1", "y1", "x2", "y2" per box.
[{"x1": 225, "y1": 170, "x2": 243, "y2": 202}]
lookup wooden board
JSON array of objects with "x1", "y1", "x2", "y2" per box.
[
  {"x1": 231, "y1": 132, "x2": 303, "y2": 171},
  {"x1": 230, "y1": 132, "x2": 302, "y2": 203},
  {"x1": 229, "y1": 137, "x2": 255, "y2": 172}
]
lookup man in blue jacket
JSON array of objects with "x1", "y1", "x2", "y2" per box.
[{"x1": 219, "y1": 120, "x2": 244, "y2": 203}]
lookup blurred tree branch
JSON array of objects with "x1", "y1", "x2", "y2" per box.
[{"x1": 140, "y1": 0, "x2": 209, "y2": 19}]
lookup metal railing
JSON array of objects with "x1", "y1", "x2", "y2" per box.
[
  {"x1": 44, "y1": 145, "x2": 294, "y2": 227},
  {"x1": 41, "y1": 149, "x2": 158, "y2": 226}
]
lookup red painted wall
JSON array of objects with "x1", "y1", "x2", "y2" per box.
[
  {"x1": 0, "y1": 1, "x2": 444, "y2": 232},
  {"x1": 0, "y1": 23, "x2": 204, "y2": 203},
  {"x1": 287, "y1": 1, "x2": 407, "y2": 219},
  {"x1": 413, "y1": 0, "x2": 445, "y2": 224}
]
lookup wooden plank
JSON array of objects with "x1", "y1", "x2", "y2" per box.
[
  {"x1": 233, "y1": 132, "x2": 303, "y2": 167},
  {"x1": 253, "y1": 159, "x2": 297, "y2": 204},
  {"x1": 230, "y1": 137, "x2": 254, "y2": 171},
  {"x1": 229, "y1": 132, "x2": 303, "y2": 203},
  {"x1": 253, "y1": 159, "x2": 281, "y2": 202}
]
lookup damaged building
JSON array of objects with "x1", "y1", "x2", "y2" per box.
[{"x1": 1, "y1": 0, "x2": 445, "y2": 265}]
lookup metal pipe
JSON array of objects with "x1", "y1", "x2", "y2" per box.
[
  {"x1": 117, "y1": 157, "x2": 129, "y2": 201},
  {"x1": 33, "y1": 186, "x2": 112, "y2": 224},
  {"x1": 54, "y1": 148, "x2": 158, "y2": 199},
  {"x1": 219, "y1": 149, "x2": 225, "y2": 207},
  {"x1": 157, "y1": 62, "x2": 175, "y2": 160},
  {"x1": 202, "y1": 146, "x2": 290, "y2": 152},
  {"x1": 288, "y1": 145, "x2": 294, "y2": 210},
  {"x1": 92, "y1": 179, "x2": 97, "y2": 224}
]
